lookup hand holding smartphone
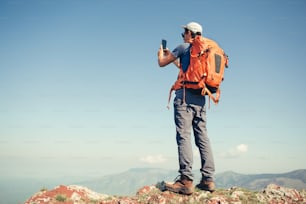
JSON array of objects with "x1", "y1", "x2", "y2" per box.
[{"x1": 162, "y1": 39, "x2": 167, "y2": 50}]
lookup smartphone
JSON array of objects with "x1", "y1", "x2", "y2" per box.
[{"x1": 162, "y1": 39, "x2": 167, "y2": 50}]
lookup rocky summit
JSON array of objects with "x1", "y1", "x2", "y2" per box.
[{"x1": 25, "y1": 183, "x2": 306, "y2": 204}]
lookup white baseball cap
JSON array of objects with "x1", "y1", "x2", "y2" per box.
[{"x1": 182, "y1": 22, "x2": 203, "y2": 34}]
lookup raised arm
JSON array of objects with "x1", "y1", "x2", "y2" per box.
[{"x1": 157, "y1": 45, "x2": 177, "y2": 67}]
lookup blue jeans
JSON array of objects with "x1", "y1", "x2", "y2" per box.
[{"x1": 174, "y1": 89, "x2": 215, "y2": 182}]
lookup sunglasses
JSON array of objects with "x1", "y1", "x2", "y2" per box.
[{"x1": 181, "y1": 29, "x2": 190, "y2": 38}]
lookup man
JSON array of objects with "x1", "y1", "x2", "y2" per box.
[{"x1": 157, "y1": 22, "x2": 215, "y2": 195}]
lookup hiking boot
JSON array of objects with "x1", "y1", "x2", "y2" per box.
[
  {"x1": 165, "y1": 175, "x2": 194, "y2": 195},
  {"x1": 196, "y1": 178, "x2": 215, "y2": 192}
]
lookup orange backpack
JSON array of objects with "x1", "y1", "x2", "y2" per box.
[{"x1": 168, "y1": 36, "x2": 229, "y2": 107}]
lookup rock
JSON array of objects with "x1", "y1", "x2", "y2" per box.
[
  {"x1": 25, "y1": 183, "x2": 306, "y2": 204},
  {"x1": 262, "y1": 183, "x2": 305, "y2": 203},
  {"x1": 25, "y1": 185, "x2": 110, "y2": 204}
]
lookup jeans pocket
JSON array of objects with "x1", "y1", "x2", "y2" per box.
[{"x1": 174, "y1": 98, "x2": 185, "y2": 110}]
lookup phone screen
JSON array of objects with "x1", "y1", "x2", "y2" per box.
[{"x1": 162, "y1": 39, "x2": 167, "y2": 49}]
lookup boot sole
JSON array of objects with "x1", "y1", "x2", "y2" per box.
[
  {"x1": 165, "y1": 185, "x2": 194, "y2": 195},
  {"x1": 196, "y1": 184, "x2": 215, "y2": 193}
]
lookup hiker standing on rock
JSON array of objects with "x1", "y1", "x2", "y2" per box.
[{"x1": 157, "y1": 22, "x2": 216, "y2": 195}]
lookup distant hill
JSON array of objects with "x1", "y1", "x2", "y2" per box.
[
  {"x1": 78, "y1": 168, "x2": 306, "y2": 196},
  {"x1": 215, "y1": 169, "x2": 306, "y2": 190},
  {"x1": 78, "y1": 168, "x2": 178, "y2": 196}
]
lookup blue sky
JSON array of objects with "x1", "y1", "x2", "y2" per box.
[{"x1": 0, "y1": 0, "x2": 306, "y2": 180}]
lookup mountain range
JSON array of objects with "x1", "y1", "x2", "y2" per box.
[{"x1": 77, "y1": 168, "x2": 306, "y2": 196}]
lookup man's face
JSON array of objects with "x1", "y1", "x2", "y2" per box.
[{"x1": 183, "y1": 29, "x2": 193, "y2": 43}]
